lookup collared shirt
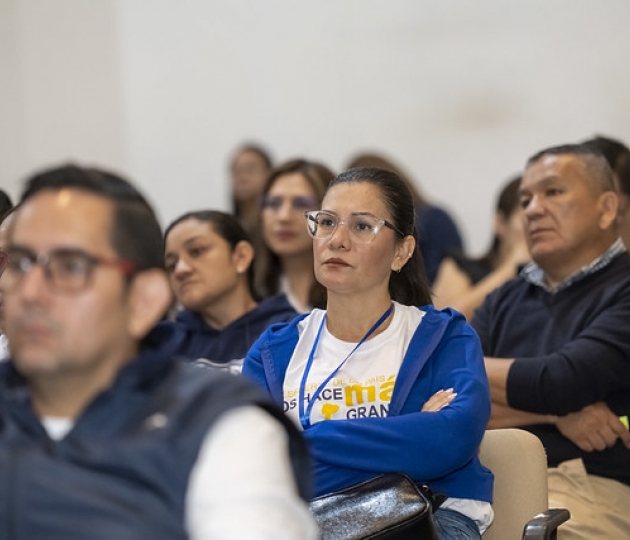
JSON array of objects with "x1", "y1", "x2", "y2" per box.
[{"x1": 521, "y1": 238, "x2": 627, "y2": 294}]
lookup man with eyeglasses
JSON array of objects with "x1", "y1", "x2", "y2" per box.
[{"x1": 0, "y1": 164, "x2": 316, "y2": 539}]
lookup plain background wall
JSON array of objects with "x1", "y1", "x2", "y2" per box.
[{"x1": 2, "y1": 0, "x2": 630, "y2": 254}]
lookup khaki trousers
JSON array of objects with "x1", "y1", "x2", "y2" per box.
[{"x1": 548, "y1": 458, "x2": 630, "y2": 539}]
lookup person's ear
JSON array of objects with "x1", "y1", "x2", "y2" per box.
[
  {"x1": 597, "y1": 191, "x2": 619, "y2": 230},
  {"x1": 126, "y1": 269, "x2": 173, "y2": 340},
  {"x1": 232, "y1": 240, "x2": 255, "y2": 274},
  {"x1": 391, "y1": 235, "x2": 416, "y2": 273}
]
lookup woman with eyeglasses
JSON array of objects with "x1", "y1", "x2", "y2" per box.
[
  {"x1": 243, "y1": 168, "x2": 494, "y2": 539},
  {"x1": 254, "y1": 159, "x2": 334, "y2": 312},
  {"x1": 160, "y1": 210, "x2": 297, "y2": 371}
]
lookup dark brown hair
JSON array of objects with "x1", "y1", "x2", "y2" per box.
[{"x1": 20, "y1": 164, "x2": 164, "y2": 272}]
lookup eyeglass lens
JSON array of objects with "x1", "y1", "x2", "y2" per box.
[
  {"x1": 4, "y1": 248, "x2": 96, "y2": 292},
  {"x1": 306, "y1": 212, "x2": 383, "y2": 242},
  {"x1": 262, "y1": 196, "x2": 319, "y2": 212}
]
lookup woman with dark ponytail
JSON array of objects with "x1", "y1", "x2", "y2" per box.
[{"x1": 243, "y1": 168, "x2": 494, "y2": 539}]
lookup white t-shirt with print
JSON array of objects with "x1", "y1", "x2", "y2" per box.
[{"x1": 283, "y1": 302, "x2": 424, "y2": 427}]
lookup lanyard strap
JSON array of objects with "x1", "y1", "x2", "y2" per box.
[{"x1": 298, "y1": 304, "x2": 393, "y2": 429}]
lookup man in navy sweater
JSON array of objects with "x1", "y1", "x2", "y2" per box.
[
  {"x1": 472, "y1": 143, "x2": 630, "y2": 539},
  {"x1": 0, "y1": 165, "x2": 316, "y2": 539}
]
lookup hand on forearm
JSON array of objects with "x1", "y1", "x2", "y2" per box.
[
  {"x1": 556, "y1": 402, "x2": 630, "y2": 452},
  {"x1": 421, "y1": 388, "x2": 457, "y2": 412}
]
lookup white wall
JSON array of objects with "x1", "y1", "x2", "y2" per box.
[
  {"x1": 0, "y1": 0, "x2": 125, "y2": 196},
  {"x1": 2, "y1": 0, "x2": 630, "y2": 254}
]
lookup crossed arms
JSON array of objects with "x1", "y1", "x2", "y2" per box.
[{"x1": 484, "y1": 356, "x2": 630, "y2": 452}]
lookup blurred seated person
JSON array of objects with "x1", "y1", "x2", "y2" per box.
[
  {"x1": 161, "y1": 210, "x2": 297, "y2": 372},
  {"x1": 0, "y1": 164, "x2": 316, "y2": 539},
  {"x1": 583, "y1": 135, "x2": 630, "y2": 248},
  {"x1": 0, "y1": 200, "x2": 14, "y2": 361},
  {"x1": 255, "y1": 159, "x2": 334, "y2": 312},
  {"x1": 230, "y1": 143, "x2": 273, "y2": 237},
  {"x1": 346, "y1": 152, "x2": 463, "y2": 284},
  {"x1": 244, "y1": 168, "x2": 493, "y2": 539},
  {"x1": 432, "y1": 176, "x2": 529, "y2": 320}
]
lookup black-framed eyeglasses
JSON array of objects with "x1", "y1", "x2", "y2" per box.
[
  {"x1": 2, "y1": 245, "x2": 136, "y2": 294},
  {"x1": 0, "y1": 249, "x2": 8, "y2": 277},
  {"x1": 261, "y1": 195, "x2": 319, "y2": 213},
  {"x1": 304, "y1": 210, "x2": 398, "y2": 244}
]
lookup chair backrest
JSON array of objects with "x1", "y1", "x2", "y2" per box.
[{"x1": 479, "y1": 428, "x2": 548, "y2": 540}]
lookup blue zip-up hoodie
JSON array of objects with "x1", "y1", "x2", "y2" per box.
[{"x1": 243, "y1": 304, "x2": 494, "y2": 502}]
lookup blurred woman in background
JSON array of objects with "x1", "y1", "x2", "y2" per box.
[
  {"x1": 230, "y1": 143, "x2": 273, "y2": 237},
  {"x1": 255, "y1": 158, "x2": 334, "y2": 312},
  {"x1": 583, "y1": 135, "x2": 630, "y2": 248},
  {"x1": 432, "y1": 176, "x2": 528, "y2": 320}
]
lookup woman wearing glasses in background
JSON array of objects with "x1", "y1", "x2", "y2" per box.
[
  {"x1": 254, "y1": 159, "x2": 334, "y2": 312},
  {"x1": 243, "y1": 168, "x2": 494, "y2": 539}
]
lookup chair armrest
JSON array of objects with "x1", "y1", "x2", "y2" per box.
[{"x1": 522, "y1": 508, "x2": 570, "y2": 540}]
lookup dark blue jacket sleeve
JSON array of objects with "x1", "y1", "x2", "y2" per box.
[
  {"x1": 508, "y1": 290, "x2": 630, "y2": 415},
  {"x1": 241, "y1": 329, "x2": 277, "y2": 401}
]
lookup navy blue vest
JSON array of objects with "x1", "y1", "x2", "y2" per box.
[{"x1": 0, "y1": 347, "x2": 310, "y2": 540}]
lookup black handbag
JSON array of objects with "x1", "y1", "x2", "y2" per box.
[{"x1": 309, "y1": 473, "x2": 440, "y2": 540}]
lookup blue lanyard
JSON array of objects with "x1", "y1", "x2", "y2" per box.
[{"x1": 298, "y1": 304, "x2": 393, "y2": 429}]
